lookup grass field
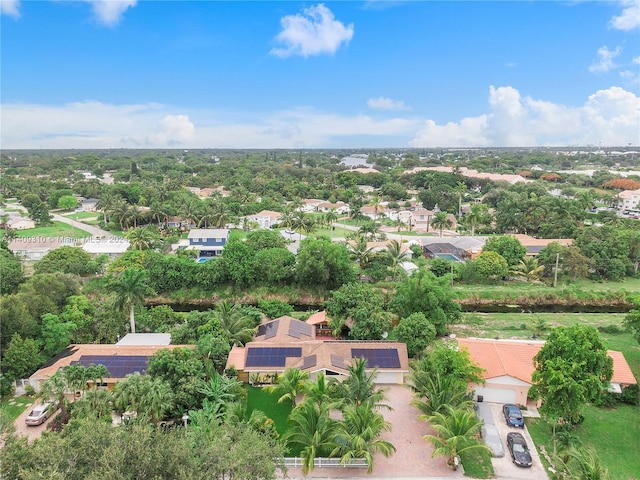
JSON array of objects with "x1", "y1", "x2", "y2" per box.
[
  {"x1": 0, "y1": 396, "x2": 34, "y2": 421},
  {"x1": 62, "y1": 211, "x2": 101, "y2": 221},
  {"x1": 245, "y1": 385, "x2": 293, "y2": 440},
  {"x1": 12, "y1": 222, "x2": 92, "y2": 239},
  {"x1": 454, "y1": 278, "x2": 640, "y2": 297}
]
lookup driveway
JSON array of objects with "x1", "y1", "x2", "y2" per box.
[
  {"x1": 486, "y1": 403, "x2": 549, "y2": 480},
  {"x1": 13, "y1": 402, "x2": 60, "y2": 443},
  {"x1": 281, "y1": 384, "x2": 463, "y2": 479}
]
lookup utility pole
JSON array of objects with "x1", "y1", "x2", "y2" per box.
[{"x1": 553, "y1": 253, "x2": 560, "y2": 288}]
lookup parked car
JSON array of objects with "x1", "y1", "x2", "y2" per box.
[
  {"x1": 507, "y1": 432, "x2": 532, "y2": 467},
  {"x1": 502, "y1": 403, "x2": 525, "y2": 428},
  {"x1": 25, "y1": 402, "x2": 56, "y2": 426}
]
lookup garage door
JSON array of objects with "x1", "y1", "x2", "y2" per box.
[{"x1": 474, "y1": 386, "x2": 516, "y2": 404}]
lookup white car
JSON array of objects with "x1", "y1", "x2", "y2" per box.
[{"x1": 25, "y1": 402, "x2": 55, "y2": 426}]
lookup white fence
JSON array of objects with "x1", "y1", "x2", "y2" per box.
[{"x1": 283, "y1": 457, "x2": 368, "y2": 468}]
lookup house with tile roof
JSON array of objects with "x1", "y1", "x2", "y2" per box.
[
  {"x1": 456, "y1": 337, "x2": 636, "y2": 405},
  {"x1": 509, "y1": 234, "x2": 573, "y2": 257},
  {"x1": 616, "y1": 188, "x2": 640, "y2": 213},
  {"x1": 244, "y1": 210, "x2": 282, "y2": 229},
  {"x1": 226, "y1": 315, "x2": 409, "y2": 385}
]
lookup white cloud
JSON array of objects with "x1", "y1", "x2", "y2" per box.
[
  {"x1": 367, "y1": 97, "x2": 409, "y2": 111},
  {"x1": 270, "y1": 3, "x2": 354, "y2": 58},
  {"x1": 83, "y1": 0, "x2": 137, "y2": 26},
  {"x1": 633, "y1": 56, "x2": 640, "y2": 64},
  {"x1": 609, "y1": 0, "x2": 640, "y2": 31},
  {"x1": 410, "y1": 85, "x2": 640, "y2": 147},
  {"x1": 2, "y1": 87, "x2": 639, "y2": 149},
  {"x1": 0, "y1": 0, "x2": 21, "y2": 18},
  {"x1": 589, "y1": 46, "x2": 622, "y2": 73}
]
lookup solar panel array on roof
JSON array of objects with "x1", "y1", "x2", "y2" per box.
[
  {"x1": 257, "y1": 320, "x2": 279, "y2": 339},
  {"x1": 70, "y1": 355, "x2": 148, "y2": 378},
  {"x1": 288, "y1": 321, "x2": 312, "y2": 339},
  {"x1": 351, "y1": 348, "x2": 401, "y2": 368},
  {"x1": 245, "y1": 347, "x2": 302, "y2": 367},
  {"x1": 331, "y1": 354, "x2": 346, "y2": 370},
  {"x1": 302, "y1": 354, "x2": 317, "y2": 370}
]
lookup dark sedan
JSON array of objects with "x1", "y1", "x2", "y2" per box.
[
  {"x1": 506, "y1": 432, "x2": 532, "y2": 468},
  {"x1": 502, "y1": 403, "x2": 525, "y2": 428}
]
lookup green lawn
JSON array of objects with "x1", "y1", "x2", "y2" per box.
[
  {"x1": 460, "y1": 449, "x2": 494, "y2": 478},
  {"x1": 454, "y1": 277, "x2": 640, "y2": 297},
  {"x1": 62, "y1": 211, "x2": 100, "y2": 221},
  {"x1": 245, "y1": 385, "x2": 293, "y2": 439},
  {"x1": 528, "y1": 404, "x2": 640, "y2": 480},
  {"x1": 12, "y1": 222, "x2": 92, "y2": 239},
  {"x1": 0, "y1": 396, "x2": 34, "y2": 421}
]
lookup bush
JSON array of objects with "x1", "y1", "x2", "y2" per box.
[
  {"x1": 257, "y1": 299, "x2": 293, "y2": 320},
  {"x1": 620, "y1": 384, "x2": 639, "y2": 405},
  {"x1": 598, "y1": 324, "x2": 624, "y2": 334}
]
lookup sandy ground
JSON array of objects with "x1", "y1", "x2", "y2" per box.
[{"x1": 280, "y1": 384, "x2": 464, "y2": 479}]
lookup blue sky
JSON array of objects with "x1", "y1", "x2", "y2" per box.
[{"x1": 1, "y1": 0, "x2": 639, "y2": 149}]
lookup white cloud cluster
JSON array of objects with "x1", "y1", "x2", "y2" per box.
[
  {"x1": 410, "y1": 85, "x2": 640, "y2": 147},
  {"x1": 85, "y1": 0, "x2": 137, "y2": 27},
  {"x1": 589, "y1": 45, "x2": 622, "y2": 73},
  {"x1": 0, "y1": 0, "x2": 136, "y2": 25},
  {"x1": 0, "y1": 0, "x2": 20, "y2": 18},
  {"x1": 2, "y1": 86, "x2": 638, "y2": 149},
  {"x1": 367, "y1": 97, "x2": 408, "y2": 111},
  {"x1": 270, "y1": 3, "x2": 354, "y2": 58},
  {"x1": 609, "y1": 0, "x2": 640, "y2": 31}
]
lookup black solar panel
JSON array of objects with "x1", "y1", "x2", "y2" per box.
[
  {"x1": 351, "y1": 348, "x2": 401, "y2": 368},
  {"x1": 71, "y1": 355, "x2": 148, "y2": 377},
  {"x1": 257, "y1": 320, "x2": 279, "y2": 339},
  {"x1": 288, "y1": 320, "x2": 312, "y2": 339},
  {"x1": 245, "y1": 347, "x2": 302, "y2": 367},
  {"x1": 330, "y1": 354, "x2": 346, "y2": 369},
  {"x1": 301, "y1": 355, "x2": 317, "y2": 370}
]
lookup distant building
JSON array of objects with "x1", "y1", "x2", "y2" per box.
[
  {"x1": 616, "y1": 188, "x2": 640, "y2": 213},
  {"x1": 6, "y1": 217, "x2": 35, "y2": 230},
  {"x1": 244, "y1": 210, "x2": 282, "y2": 229}
]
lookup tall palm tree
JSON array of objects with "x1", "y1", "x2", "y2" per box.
[
  {"x1": 385, "y1": 239, "x2": 409, "y2": 280},
  {"x1": 302, "y1": 372, "x2": 337, "y2": 408},
  {"x1": 410, "y1": 375, "x2": 473, "y2": 416},
  {"x1": 148, "y1": 200, "x2": 171, "y2": 227},
  {"x1": 334, "y1": 358, "x2": 390, "y2": 410},
  {"x1": 96, "y1": 191, "x2": 123, "y2": 226},
  {"x1": 210, "y1": 201, "x2": 231, "y2": 228},
  {"x1": 265, "y1": 368, "x2": 309, "y2": 407},
  {"x1": 431, "y1": 211, "x2": 453, "y2": 237},
  {"x1": 422, "y1": 405, "x2": 490, "y2": 469},
  {"x1": 108, "y1": 268, "x2": 150, "y2": 334},
  {"x1": 454, "y1": 182, "x2": 467, "y2": 219},
  {"x1": 332, "y1": 402, "x2": 396, "y2": 473},
  {"x1": 368, "y1": 194, "x2": 384, "y2": 220},
  {"x1": 358, "y1": 220, "x2": 378, "y2": 241},
  {"x1": 124, "y1": 226, "x2": 157, "y2": 251},
  {"x1": 464, "y1": 203, "x2": 491, "y2": 236},
  {"x1": 214, "y1": 301, "x2": 257, "y2": 346},
  {"x1": 324, "y1": 208, "x2": 338, "y2": 238},
  {"x1": 511, "y1": 257, "x2": 545, "y2": 282},
  {"x1": 283, "y1": 401, "x2": 338, "y2": 475},
  {"x1": 39, "y1": 368, "x2": 72, "y2": 417},
  {"x1": 110, "y1": 198, "x2": 131, "y2": 231}
]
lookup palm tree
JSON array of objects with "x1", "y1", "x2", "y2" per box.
[
  {"x1": 410, "y1": 374, "x2": 472, "y2": 416},
  {"x1": 210, "y1": 201, "x2": 231, "y2": 228},
  {"x1": 422, "y1": 405, "x2": 490, "y2": 469},
  {"x1": 431, "y1": 211, "x2": 453, "y2": 237},
  {"x1": 39, "y1": 369, "x2": 72, "y2": 417},
  {"x1": 264, "y1": 368, "x2": 309, "y2": 407},
  {"x1": 148, "y1": 200, "x2": 171, "y2": 227},
  {"x1": 334, "y1": 358, "x2": 390, "y2": 410},
  {"x1": 454, "y1": 182, "x2": 467, "y2": 219},
  {"x1": 110, "y1": 198, "x2": 131, "y2": 230},
  {"x1": 283, "y1": 401, "x2": 338, "y2": 475},
  {"x1": 464, "y1": 203, "x2": 491, "y2": 236},
  {"x1": 324, "y1": 208, "x2": 338, "y2": 238},
  {"x1": 512, "y1": 257, "x2": 545, "y2": 282},
  {"x1": 108, "y1": 268, "x2": 150, "y2": 334},
  {"x1": 385, "y1": 239, "x2": 409, "y2": 280},
  {"x1": 214, "y1": 301, "x2": 257, "y2": 346},
  {"x1": 368, "y1": 194, "x2": 384, "y2": 220},
  {"x1": 358, "y1": 220, "x2": 378, "y2": 241},
  {"x1": 563, "y1": 446, "x2": 611, "y2": 480},
  {"x1": 332, "y1": 403, "x2": 396, "y2": 473},
  {"x1": 96, "y1": 191, "x2": 123, "y2": 226},
  {"x1": 178, "y1": 197, "x2": 201, "y2": 229},
  {"x1": 124, "y1": 226, "x2": 157, "y2": 251},
  {"x1": 302, "y1": 372, "x2": 337, "y2": 408}
]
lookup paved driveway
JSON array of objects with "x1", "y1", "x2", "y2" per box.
[
  {"x1": 487, "y1": 403, "x2": 549, "y2": 480},
  {"x1": 281, "y1": 384, "x2": 463, "y2": 479}
]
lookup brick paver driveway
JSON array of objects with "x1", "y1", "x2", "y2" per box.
[{"x1": 281, "y1": 384, "x2": 463, "y2": 479}]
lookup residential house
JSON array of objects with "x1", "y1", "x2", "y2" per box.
[
  {"x1": 456, "y1": 337, "x2": 637, "y2": 405},
  {"x1": 318, "y1": 201, "x2": 349, "y2": 215},
  {"x1": 82, "y1": 238, "x2": 130, "y2": 258},
  {"x1": 245, "y1": 210, "x2": 282, "y2": 229},
  {"x1": 411, "y1": 208, "x2": 435, "y2": 231},
  {"x1": 81, "y1": 198, "x2": 99, "y2": 212},
  {"x1": 509, "y1": 234, "x2": 573, "y2": 257},
  {"x1": 420, "y1": 236, "x2": 486, "y2": 261},
  {"x1": 616, "y1": 188, "x2": 640, "y2": 213},
  {"x1": 306, "y1": 311, "x2": 333, "y2": 338},
  {"x1": 27, "y1": 339, "x2": 192, "y2": 394},
  {"x1": 187, "y1": 228, "x2": 230, "y2": 257},
  {"x1": 6, "y1": 217, "x2": 36, "y2": 230},
  {"x1": 226, "y1": 315, "x2": 409, "y2": 385},
  {"x1": 8, "y1": 237, "x2": 76, "y2": 260},
  {"x1": 300, "y1": 199, "x2": 324, "y2": 212}
]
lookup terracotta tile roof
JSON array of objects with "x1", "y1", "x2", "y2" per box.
[
  {"x1": 30, "y1": 344, "x2": 195, "y2": 382},
  {"x1": 306, "y1": 311, "x2": 328, "y2": 325},
  {"x1": 456, "y1": 338, "x2": 637, "y2": 386}
]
